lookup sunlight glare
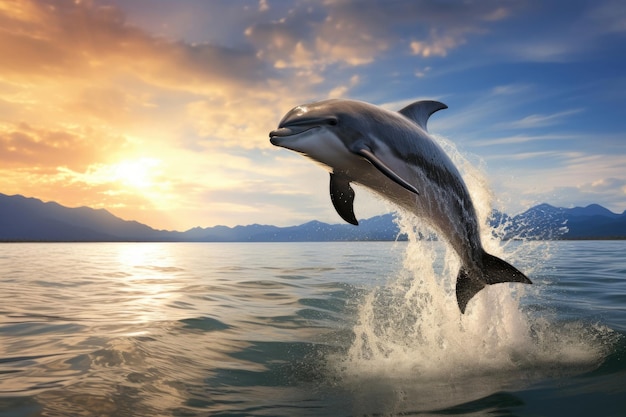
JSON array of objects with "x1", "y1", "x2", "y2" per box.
[
  {"x1": 114, "y1": 243, "x2": 183, "y2": 325},
  {"x1": 112, "y1": 158, "x2": 160, "y2": 189}
]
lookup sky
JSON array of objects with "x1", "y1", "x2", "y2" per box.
[{"x1": 0, "y1": 0, "x2": 625, "y2": 231}]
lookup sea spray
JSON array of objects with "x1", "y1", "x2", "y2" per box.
[{"x1": 336, "y1": 135, "x2": 616, "y2": 387}]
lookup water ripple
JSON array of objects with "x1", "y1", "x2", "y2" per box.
[{"x1": 0, "y1": 242, "x2": 624, "y2": 416}]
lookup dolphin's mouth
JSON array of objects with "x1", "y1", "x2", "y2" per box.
[{"x1": 269, "y1": 125, "x2": 319, "y2": 146}]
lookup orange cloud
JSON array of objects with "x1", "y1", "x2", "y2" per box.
[
  {"x1": 1, "y1": 0, "x2": 270, "y2": 93},
  {"x1": 0, "y1": 122, "x2": 129, "y2": 170}
]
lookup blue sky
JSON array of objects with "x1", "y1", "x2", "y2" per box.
[{"x1": 0, "y1": 0, "x2": 624, "y2": 230}]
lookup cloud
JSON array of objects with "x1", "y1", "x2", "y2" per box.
[
  {"x1": 245, "y1": 0, "x2": 518, "y2": 70},
  {"x1": 428, "y1": 83, "x2": 537, "y2": 134},
  {"x1": 503, "y1": 109, "x2": 585, "y2": 129},
  {"x1": 0, "y1": 0, "x2": 284, "y2": 104},
  {"x1": 489, "y1": 148, "x2": 625, "y2": 176},
  {"x1": 586, "y1": 0, "x2": 626, "y2": 33},
  {"x1": 258, "y1": 0, "x2": 269, "y2": 13},
  {"x1": 244, "y1": 2, "x2": 389, "y2": 69},
  {"x1": 429, "y1": 82, "x2": 590, "y2": 149},
  {"x1": 519, "y1": 177, "x2": 626, "y2": 214},
  {"x1": 410, "y1": 34, "x2": 463, "y2": 58},
  {"x1": 473, "y1": 133, "x2": 582, "y2": 147},
  {"x1": 508, "y1": 41, "x2": 581, "y2": 63},
  {"x1": 0, "y1": 122, "x2": 129, "y2": 170},
  {"x1": 487, "y1": 0, "x2": 626, "y2": 63},
  {"x1": 0, "y1": 0, "x2": 285, "y2": 142},
  {"x1": 587, "y1": 177, "x2": 626, "y2": 194},
  {"x1": 0, "y1": 0, "x2": 268, "y2": 90},
  {"x1": 490, "y1": 84, "x2": 533, "y2": 96},
  {"x1": 487, "y1": 147, "x2": 626, "y2": 215},
  {"x1": 185, "y1": 96, "x2": 283, "y2": 149}
]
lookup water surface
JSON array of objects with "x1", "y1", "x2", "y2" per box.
[{"x1": 0, "y1": 241, "x2": 624, "y2": 416}]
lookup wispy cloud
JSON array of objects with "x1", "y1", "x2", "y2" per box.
[
  {"x1": 473, "y1": 133, "x2": 582, "y2": 147},
  {"x1": 501, "y1": 109, "x2": 585, "y2": 129},
  {"x1": 586, "y1": 0, "x2": 626, "y2": 33},
  {"x1": 516, "y1": 177, "x2": 626, "y2": 215}
]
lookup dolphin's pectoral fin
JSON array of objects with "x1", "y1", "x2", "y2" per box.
[
  {"x1": 329, "y1": 173, "x2": 358, "y2": 225},
  {"x1": 353, "y1": 147, "x2": 420, "y2": 195},
  {"x1": 455, "y1": 253, "x2": 532, "y2": 314}
]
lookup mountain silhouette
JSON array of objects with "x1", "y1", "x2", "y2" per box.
[
  {"x1": 490, "y1": 203, "x2": 626, "y2": 240},
  {"x1": 1, "y1": 193, "x2": 625, "y2": 242}
]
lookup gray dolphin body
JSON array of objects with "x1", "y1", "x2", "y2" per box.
[{"x1": 269, "y1": 99, "x2": 531, "y2": 313}]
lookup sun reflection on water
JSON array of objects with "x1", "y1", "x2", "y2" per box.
[{"x1": 111, "y1": 243, "x2": 187, "y2": 326}]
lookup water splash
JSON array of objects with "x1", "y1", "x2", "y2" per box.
[{"x1": 337, "y1": 135, "x2": 616, "y2": 386}]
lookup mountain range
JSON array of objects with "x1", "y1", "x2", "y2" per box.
[{"x1": 1, "y1": 193, "x2": 625, "y2": 242}]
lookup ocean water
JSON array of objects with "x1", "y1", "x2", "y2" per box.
[{"x1": 0, "y1": 239, "x2": 624, "y2": 417}]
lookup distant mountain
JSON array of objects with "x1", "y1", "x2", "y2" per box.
[
  {"x1": 0, "y1": 193, "x2": 176, "y2": 241},
  {"x1": 193, "y1": 216, "x2": 407, "y2": 242},
  {"x1": 0, "y1": 193, "x2": 404, "y2": 242},
  {"x1": 0, "y1": 193, "x2": 625, "y2": 242},
  {"x1": 491, "y1": 203, "x2": 626, "y2": 240}
]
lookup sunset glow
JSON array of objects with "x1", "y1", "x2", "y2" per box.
[
  {"x1": 109, "y1": 158, "x2": 160, "y2": 190},
  {"x1": 1, "y1": 0, "x2": 624, "y2": 230}
]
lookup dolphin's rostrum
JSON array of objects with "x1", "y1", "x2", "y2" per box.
[{"x1": 269, "y1": 99, "x2": 531, "y2": 313}]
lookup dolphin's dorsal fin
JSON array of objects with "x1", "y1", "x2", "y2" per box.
[
  {"x1": 329, "y1": 173, "x2": 358, "y2": 225},
  {"x1": 398, "y1": 100, "x2": 447, "y2": 131}
]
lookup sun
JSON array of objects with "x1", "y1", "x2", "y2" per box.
[{"x1": 111, "y1": 158, "x2": 160, "y2": 189}]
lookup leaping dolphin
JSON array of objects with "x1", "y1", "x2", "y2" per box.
[{"x1": 269, "y1": 98, "x2": 531, "y2": 313}]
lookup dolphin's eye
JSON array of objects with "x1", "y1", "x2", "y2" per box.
[{"x1": 327, "y1": 118, "x2": 338, "y2": 126}]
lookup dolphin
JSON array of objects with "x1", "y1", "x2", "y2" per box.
[{"x1": 269, "y1": 98, "x2": 531, "y2": 313}]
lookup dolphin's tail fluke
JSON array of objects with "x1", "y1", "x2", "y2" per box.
[{"x1": 456, "y1": 252, "x2": 532, "y2": 313}]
